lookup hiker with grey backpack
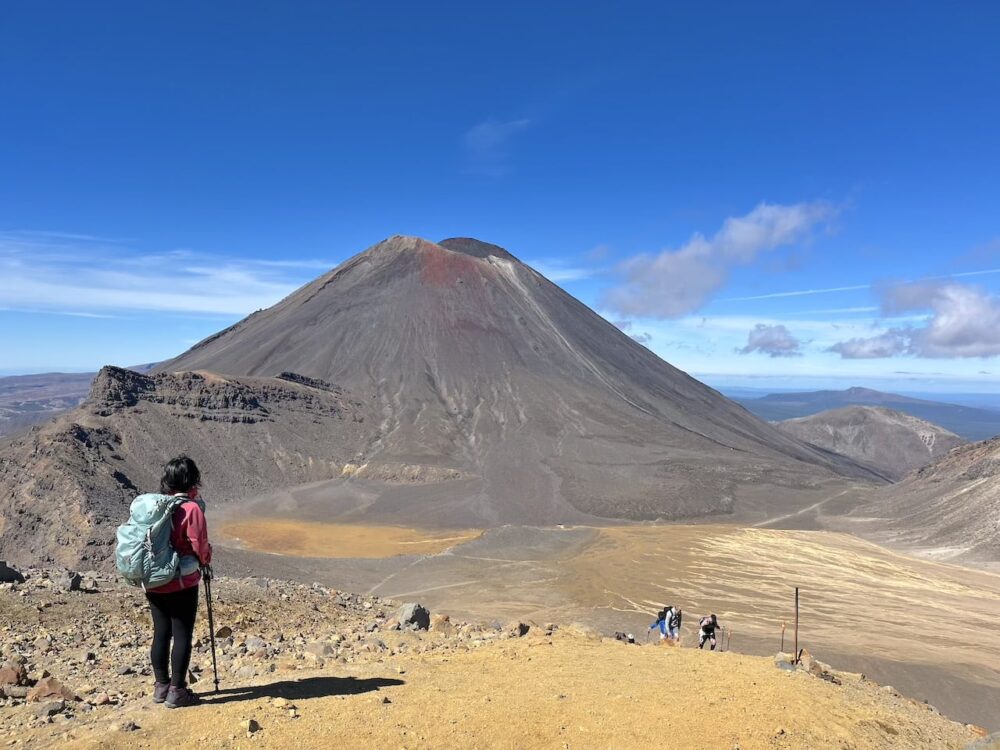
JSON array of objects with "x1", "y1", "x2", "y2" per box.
[{"x1": 115, "y1": 456, "x2": 213, "y2": 708}]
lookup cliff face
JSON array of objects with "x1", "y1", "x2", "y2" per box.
[{"x1": 0, "y1": 367, "x2": 370, "y2": 568}]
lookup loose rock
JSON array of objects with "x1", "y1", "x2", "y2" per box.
[{"x1": 397, "y1": 603, "x2": 430, "y2": 631}]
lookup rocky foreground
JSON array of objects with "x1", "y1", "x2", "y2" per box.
[{"x1": 0, "y1": 565, "x2": 994, "y2": 750}]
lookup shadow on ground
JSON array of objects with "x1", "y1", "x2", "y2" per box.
[{"x1": 200, "y1": 676, "x2": 405, "y2": 705}]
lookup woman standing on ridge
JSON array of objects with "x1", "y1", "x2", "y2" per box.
[{"x1": 143, "y1": 455, "x2": 212, "y2": 708}]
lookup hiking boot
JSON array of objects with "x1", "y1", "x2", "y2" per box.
[
  {"x1": 164, "y1": 686, "x2": 200, "y2": 709},
  {"x1": 152, "y1": 681, "x2": 170, "y2": 703}
]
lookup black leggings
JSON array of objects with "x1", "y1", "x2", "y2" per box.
[{"x1": 146, "y1": 585, "x2": 199, "y2": 688}]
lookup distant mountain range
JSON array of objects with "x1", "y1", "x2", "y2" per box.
[
  {"x1": 735, "y1": 387, "x2": 1000, "y2": 441},
  {"x1": 0, "y1": 365, "x2": 156, "y2": 439}
]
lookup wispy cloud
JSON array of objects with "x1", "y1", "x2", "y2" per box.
[
  {"x1": 528, "y1": 259, "x2": 596, "y2": 282},
  {"x1": 0, "y1": 306, "x2": 119, "y2": 319},
  {"x1": 462, "y1": 118, "x2": 531, "y2": 177},
  {"x1": 602, "y1": 201, "x2": 836, "y2": 318},
  {"x1": 0, "y1": 232, "x2": 337, "y2": 316},
  {"x1": 719, "y1": 267, "x2": 1000, "y2": 303}
]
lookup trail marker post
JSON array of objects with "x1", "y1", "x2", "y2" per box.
[{"x1": 793, "y1": 587, "x2": 800, "y2": 664}]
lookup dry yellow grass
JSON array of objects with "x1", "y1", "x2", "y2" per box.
[{"x1": 219, "y1": 518, "x2": 481, "y2": 558}]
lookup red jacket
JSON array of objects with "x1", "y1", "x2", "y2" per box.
[{"x1": 151, "y1": 498, "x2": 212, "y2": 594}]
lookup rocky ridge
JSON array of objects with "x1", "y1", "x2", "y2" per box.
[
  {"x1": 0, "y1": 367, "x2": 372, "y2": 569},
  {"x1": 0, "y1": 564, "x2": 990, "y2": 749},
  {"x1": 853, "y1": 435, "x2": 1000, "y2": 561},
  {"x1": 776, "y1": 405, "x2": 966, "y2": 481}
]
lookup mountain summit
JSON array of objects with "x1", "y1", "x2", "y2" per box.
[
  {"x1": 0, "y1": 236, "x2": 880, "y2": 567},
  {"x1": 154, "y1": 235, "x2": 877, "y2": 526}
]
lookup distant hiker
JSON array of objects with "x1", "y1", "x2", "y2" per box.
[
  {"x1": 648, "y1": 608, "x2": 669, "y2": 641},
  {"x1": 668, "y1": 607, "x2": 682, "y2": 643},
  {"x1": 698, "y1": 614, "x2": 720, "y2": 651},
  {"x1": 118, "y1": 456, "x2": 212, "y2": 708}
]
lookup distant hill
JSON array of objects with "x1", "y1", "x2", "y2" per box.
[
  {"x1": 0, "y1": 371, "x2": 94, "y2": 438},
  {"x1": 853, "y1": 434, "x2": 1000, "y2": 563},
  {"x1": 776, "y1": 406, "x2": 966, "y2": 481},
  {"x1": 736, "y1": 386, "x2": 1000, "y2": 441},
  {"x1": 0, "y1": 364, "x2": 157, "y2": 438}
]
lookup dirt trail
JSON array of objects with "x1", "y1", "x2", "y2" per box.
[
  {"x1": 50, "y1": 634, "x2": 982, "y2": 750},
  {"x1": 214, "y1": 521, "x2": 1000, "y2": 730}
]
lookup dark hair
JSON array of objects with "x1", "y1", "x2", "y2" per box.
[{"x1": 160, "y1": 455, "x2": 201, "y2": 495}]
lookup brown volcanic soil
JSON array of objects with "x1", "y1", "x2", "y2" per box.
[
  {"x1": 213, "y1": 520, "x2": 1000, "y2": 731},
  {"x1": 0, "y1": 571, "x2": 985, "y2": 750},
  {"x1": 837, "y1": 435, "x2": 1000, "y2": 564},
  {"x1": 776, "y1": 405, "x2": 966, "y2": 481}
]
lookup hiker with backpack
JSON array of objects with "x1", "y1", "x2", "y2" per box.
[
  {"x1": 698, "y1": 614, "x2": 721, "y2": 650},
  {"x1": 116, "y1": 455, "x2": 212, "y2": 708},
  {"x1": 668, "y1": 607, "x2": 682, "y2": 643},
  {"x1": 648, "y1": 608, "x2": 669, "y2": 641}
]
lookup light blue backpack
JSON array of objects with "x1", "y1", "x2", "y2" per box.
[{"x1": 115, "y1": 493, "x2": 204, "y2": 589}]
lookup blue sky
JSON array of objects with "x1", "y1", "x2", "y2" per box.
[{"x1": 2, "y1": 2, "x2": 1000, "y2": 392}]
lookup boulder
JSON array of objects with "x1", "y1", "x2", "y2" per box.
[
  {"x1": 245, "y1": 636, "x2": 267, "y2": 651},
  {"x1": 31, "y1": 700, "x2": 64, "y2": 718},
  {"x1": 0, "y1": 662, "x2": 27, "y2": 686},
  {"x1": 0, "y1": 561, "x2": 24, "y2": 584},
  {"x1": 396, "y1": 603, "x2": 430, "y2": 631},
  {"x1": 54, "y1": 570, "x2": 82, "y2": 592},
  {"x1": 430, "y1": 614, "x2": 455, "y2": 636},
  {"x1": 304, "y1": 641, "x2": 335, "y2": 658},
  {"x1": 27, "y1": 676, "x2": 79, "y2": 703},
  {"x1": 508, "y1": 621, "x2": 530, "y2": 638},
  {"x1": 774, "y1": 652, "x2": 796, "y2": 671}
]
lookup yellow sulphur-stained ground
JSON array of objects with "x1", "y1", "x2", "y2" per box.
[{"x1": 219, "y1": 518, "x2": 482, "y2": 559}]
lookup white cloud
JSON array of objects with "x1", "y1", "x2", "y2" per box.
[
  {"x1": 828, "y1": 281, "x2": 1000, "y2": 359},
  {"x1": 738, "y1": 323, "x2": 803, "y2": 357},
  {"x1": 827, "y1": 330, "x2": 909, "y2": 359},
  {"x1": 0, "y1": 232, "x2": 336, "y2": 316},
  {"x1": 603, "y1": 201, "x2": 835, "y2": 318},
  {"x1": 462, "y1": 118, "x2": 531, "y2": 176}
]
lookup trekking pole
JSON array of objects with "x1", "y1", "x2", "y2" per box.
[
  {"x1": 204, "y1": 568, "x2": 220, "y2": 693},
  {"x1": 781, "y1": 622, "x2": 786, "y2": 653}
]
